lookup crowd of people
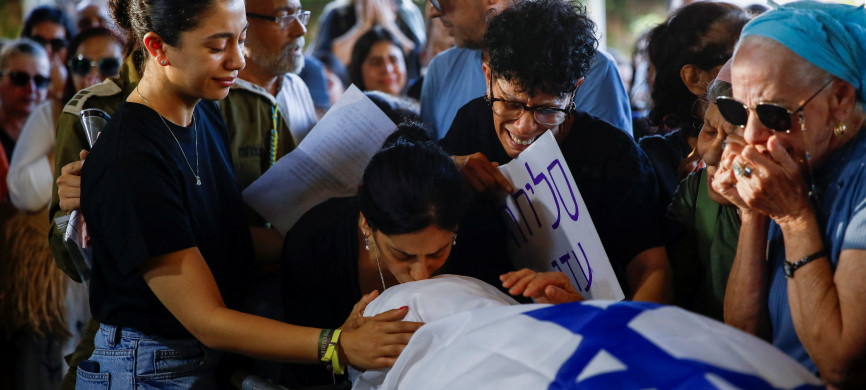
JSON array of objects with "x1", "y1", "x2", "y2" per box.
[{"x1": 0, "y1": 0, "x2": 864, "y2": 389}]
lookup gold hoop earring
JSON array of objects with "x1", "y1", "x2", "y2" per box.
[{"x1": 834, "y1": 122, "x2": 847, "y2": 137}]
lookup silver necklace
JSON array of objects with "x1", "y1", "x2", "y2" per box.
[
  {"x1": 373, "y1": 243, "x2": 387, "y2": 291},
  {"x1": 365, "y1": 234, "x2": 388, "y2": 291},
  {"x1": 135, "y1": 87, "x2": 201, "y2": 186}
]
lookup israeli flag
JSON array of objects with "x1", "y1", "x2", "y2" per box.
[{"x1": 354, "y1": 276, "x2": 822, "y2": 390}]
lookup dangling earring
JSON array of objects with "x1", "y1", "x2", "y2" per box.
[
  {"x1": 834, "y1": 121, "x2": 847, "y2": 137},
  {"x1": 364, "y1": 235, "x2": 370, "y2": 251},
  {"x1": 452, "y1": 233, "x2": 457, "y2": 246}
]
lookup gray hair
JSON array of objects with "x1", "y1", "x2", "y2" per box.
[
  {"x1": 707, "y1": 79, "x2": 732, "y2": 102},
  {"x1": 0, "y1": 38, "x2": 49, "y2": 74}
]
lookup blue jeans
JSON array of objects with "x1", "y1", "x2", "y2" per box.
[{"x1": 75, "y1": 324, "x2": 222, "y2": 389}]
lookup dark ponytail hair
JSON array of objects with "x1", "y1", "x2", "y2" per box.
[
  {"x1": 109, "y1": 0, "x2": 217, "y2": 73},
  {"x1": 359, "y1": 122, "x2": 471, "y2": 235},
  {"x1": 647, "y1": 2, "x2": 748, "y2": 136}
]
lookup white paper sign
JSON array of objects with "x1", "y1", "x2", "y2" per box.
[
  {"x1": 497, "y1": 131, "x2": 624, "y2": 301},
  {"x1": 242, "y1": 85, "x2": 397, "y2": 234}
]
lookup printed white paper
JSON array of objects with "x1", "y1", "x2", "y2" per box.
[{"x1": 242, "y1": 85, "x2": 397, "y2": 234}]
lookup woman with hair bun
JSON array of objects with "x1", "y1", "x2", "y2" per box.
[
  {"x1": 281, "y1": 122, "x2": 472, "y2": 386},
  {"x1": 76, "y1": 0, "x2": 420, "y2": 387},
  {"x1": 640, "y1": 2, "x2": 749, "y2": 204}
]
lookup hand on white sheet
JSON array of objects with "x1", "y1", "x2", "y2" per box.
[{"x1": 340, "y1": 305, "x2": 424, "y2": 369}]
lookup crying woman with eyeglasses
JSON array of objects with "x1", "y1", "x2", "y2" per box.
[{"x1": 711, "y1": 2, "x2": 866, "y2": 388}]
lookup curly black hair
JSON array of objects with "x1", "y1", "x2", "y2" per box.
[
  {"x1": 484, "y1": 0, "x2": 597, "y2": 97},
  {"x1": 647, "y1": 2, "x2": 748, "y2": 135}
]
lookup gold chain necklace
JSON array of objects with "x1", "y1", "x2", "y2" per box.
[{"x1": 135, "y1": 87, "x2": 201, "y2": 186}]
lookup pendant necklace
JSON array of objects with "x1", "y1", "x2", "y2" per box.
[{"x1": 136, "y1": 86, "x2": 201, "y2": 186}]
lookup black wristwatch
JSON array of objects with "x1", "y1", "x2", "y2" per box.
[{"x1": 783, "y1": 250, "x2": 827, "y2": 278}]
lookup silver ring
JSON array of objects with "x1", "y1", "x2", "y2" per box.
[
  {"x1": 733, "y1": 163, "x2": 744, "y2": 177},
  {"x1": 733, "y1": 163, "x2": 752, "y2": 178}
]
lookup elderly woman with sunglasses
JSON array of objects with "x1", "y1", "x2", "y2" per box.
[
  {"x1": 0, "y1": 39, "x2": 51, "y2": 201},
  {"x1": 711, "y1": 2, "x2": 866, "y2": 387},
  {"x1": 8, "y1": 27, "x2": 123, "y2": 212}
]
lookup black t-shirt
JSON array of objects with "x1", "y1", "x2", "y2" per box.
[
  {"x1": 638, "y1": 129, "x2": 692, "y2": 206},
  {"x1": 280, "y1": 196, "x2": 360, "y2": 386},
  {"x1": 82, "y1": 101, "x2": 254, "y2": 339},
  {"x1": 441, "y1": 97, "x2": 668, "y2": 295}
]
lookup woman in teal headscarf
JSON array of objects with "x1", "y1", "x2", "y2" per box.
[{"x1": 711, "y1": 2, "x2": 866, "y2": 387}]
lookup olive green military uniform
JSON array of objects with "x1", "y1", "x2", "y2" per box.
[{"x1": 51, "y1": 61, "x2": 295, "y2": 389}]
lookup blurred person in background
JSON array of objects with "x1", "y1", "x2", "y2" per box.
[
  {"x1": 313, "y1": 0, "x2": 424, "y2": 85},
  {"x1": 21, "y1": 5, "x2": 77, "y2": 101},
  {"x1": 640, "y1": 1, "x2": 748, "y2": 205},
  {"x1": 75, "y1": 1, "x2": 111, "y2": 32},
  {"x1": 349, "y1": 26, "x2": 408, "y2": 97},
  {"x1": 242, "y1": 0, "x2": 318, "y2": 145},
  {"x1": 0, "y1": 39, "x2": 50, "y2": 200},
  {"x1": 8, "y1": 27, "x2": 123, "y2": 213}
]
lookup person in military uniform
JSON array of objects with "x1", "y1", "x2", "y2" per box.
[{"x1": 50, "y1": 53, "x2": 296, "y2": 388}]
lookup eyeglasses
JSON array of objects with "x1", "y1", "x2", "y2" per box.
[
  {"x1": 68, "y1": 55, "x2": 121, "y2": 77},
  {"x1": 1, "y1": 71, "x2": 51, "y2": 89},
  {"x1": 715, "y1": 78, "x2": 833, "y2": 133},
  {"x1": 246, "y1": 9, "x2": 311, "y2": 28},
  {"x1": 485, "y1": 78, "x2": 573, "y2": 126},
  {"x1": 428, "y1": 0, "x2": 441, "y2": 12},
  {"x1": 30, "y1": 36, "x2": 67, "y2": 52}
]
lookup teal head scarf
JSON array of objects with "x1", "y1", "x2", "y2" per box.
[{"x1": 740, "y1": 1, "x2": 866, "y2": 104}]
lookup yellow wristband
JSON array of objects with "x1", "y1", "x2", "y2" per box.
[{"x1": 321, "y1": 329, "x2": 344, "y2": 375}]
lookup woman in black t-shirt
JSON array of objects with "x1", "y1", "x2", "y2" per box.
[{"x1": 77, "y1": 0, "x2": 421, "y2": 387}]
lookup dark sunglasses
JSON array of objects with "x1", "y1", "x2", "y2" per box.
[
  {"x1": 715, "y1": 78, "x2": 833, "y2": 133},
  {"x1": 31, "y1": 36, "x2": 68, "y2": 51},
  {"x1": 68, "y1": 55, "x2": 121, "y2": 77},
  {"x1": 1, "y1": 71, "x2": 51, "y2": 88}
]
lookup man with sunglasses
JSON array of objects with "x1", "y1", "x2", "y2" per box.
[
  {"x1": 422, "y1": 0, "x2": 631, "y2": 140},
  {"x1": 440, "y1": 0, "x2": 672, "y2": 304},
  {"x1": 710, "y1": 3, "x2": 866, "y2": 386},
  {"x1": 242, "y1": 0, "x2": 318, "y2": 145}
]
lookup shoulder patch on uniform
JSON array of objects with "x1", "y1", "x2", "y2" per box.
[
  {"x1": 231, "y1": 78, "x2": 277, "y2": 105},
  {"x1": 62, "y1": 79, "x2": 123, "y2": 115}
]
